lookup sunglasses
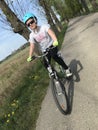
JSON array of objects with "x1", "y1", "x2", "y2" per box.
[{"x1": 27, "y1": 20, "x2": 35, "y2": 27}]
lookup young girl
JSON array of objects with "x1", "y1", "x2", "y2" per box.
[{"x1": 23, "y1": 13, "x2": 72, "y2": 77}]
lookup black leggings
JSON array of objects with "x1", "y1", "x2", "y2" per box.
[{"x1": 43, "y1": 47, "x2": 68, "y2": 70}]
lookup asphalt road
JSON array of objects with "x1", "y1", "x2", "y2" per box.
[{"x1": 36, "y1": 13, "x2": 98, "y2": 130}]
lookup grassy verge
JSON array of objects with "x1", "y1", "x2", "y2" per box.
[
  {"x1": 0, "y1": 60, "x2": 49, "y2": 130},
  {"x1": 0, "y1": 24, "x2": 67, "y2": 130}
]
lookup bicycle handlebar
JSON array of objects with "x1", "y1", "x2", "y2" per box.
[
  {"x1": 31, "y1": 45, "x2": 55, "y2": 61},
  {"x1": 31, "y1": 52, "x2": 48, "y2": 60}
]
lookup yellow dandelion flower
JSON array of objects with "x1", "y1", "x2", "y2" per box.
[
  {"x1": 12, "y1": 111, "x2": 14, "y2": 115},
  {"x1": 16, "y1": 100, "x2": 19, "y2": 103},
  {"x1": 11, "y1": 103, "x2": 16, "y2": 106},
  {"x1": 8, "y1": 114, "x2": 10, "y2": 117},
  {"x1": 34, "y1": 75, "x2": 38, "y2": 80},
  {"x1": 6, "y1": 119, "x2": 10, "y2": 123}
]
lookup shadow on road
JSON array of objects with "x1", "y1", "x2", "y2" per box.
[
  {"x1": 70, "y1": 59, "x2": 83, "y2": 82},
  {"x1": 66, "y1": 59, "x2": 83, "y2": 114}
]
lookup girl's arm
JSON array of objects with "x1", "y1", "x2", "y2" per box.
[
  {"x1": 29, "y1": 42, "x2": 35, "y2": 57},
  {"x1": 27, "y1": 42, "x2": 35, "y2": 62},
  {"x1": 47, "y1": 28, "x2": 58, "y2": 46},
  {"x1": 47, "y1": 28, "x2": 57, "y2": 41}
]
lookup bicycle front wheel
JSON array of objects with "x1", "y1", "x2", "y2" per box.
[{"x1": 51, "y1": 77, "x2": 70, "y2": 115}]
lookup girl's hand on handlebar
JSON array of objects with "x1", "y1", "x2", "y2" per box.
[
  {"x1": 27, "y1": 56, "x2": 32, "y2": 62},
  {"x1": 53, "y1": 41, "x2": 58, "y2": 47},
  {"x1": 27, "y1": 55, "x2": 37, "y2": 62}
]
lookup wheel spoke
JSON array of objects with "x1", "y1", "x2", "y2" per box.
[{"x1": 51, "y1": 78, "x2": 69, "y2": 114}]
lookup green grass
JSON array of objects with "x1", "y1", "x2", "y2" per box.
[
  {"x1": 0, "y1": 24, "x2": 67, "y2": 130},
  {"x1": 58, "y1": 25, "x2": 68, "y2": 49},
  {"x1": 0, "y1": 61, "x2": 49, "y2": 130}
]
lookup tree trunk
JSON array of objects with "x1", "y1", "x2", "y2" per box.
[
  {"x1": 49, "y1": 8, "x2": 63, "y2": 32},
  {"x1": 0, "y1": 0, "x2": 30, "y2": 40},
  {"x1": 0, "y1": 0, "x2": 41, "y2": 54},
  {"x1": 39, "y1": 0, "x2": 59, "y2": 33},
  {"x1": 80, "y1": 0, "x2": 90, "y2": 12}
]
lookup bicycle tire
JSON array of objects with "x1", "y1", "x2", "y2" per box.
[{"x1": 51, "y1": 76, "x2": 70, "y2": 115}]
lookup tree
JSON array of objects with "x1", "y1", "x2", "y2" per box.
[
  {"x1": 0, "y1": 0, "x2": 29, "y2": 39},
  {"x1": 0, "y1": 0, "x2": 91, "y2": 40},
  {"x1": 0, "y1": 0, "x2": 30, "y2": 40},
  {"x1": 64, "y1": 0, "x2": 87, "y2": 17},
  {"x1": 89, "y1": 0, "x2": 98, "y2": 10},
  {"x1": 52, "y1": 0, "x2": 69, "y2": 22},
  {"x1": 80, "y1": 0, "x2": 90, "y2": 12},
  {"x1": 39, "y1": 0, "x2": 63, "y2": 33}
]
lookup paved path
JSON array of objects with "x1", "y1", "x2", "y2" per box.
[{"x1": 36, "y1": 13, "x2": 98, "y2": 130}]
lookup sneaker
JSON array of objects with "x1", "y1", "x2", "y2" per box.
[
  {"x1": 65, "y1": 68, "x2": 72, "y2": 77},
  {"x1": 47, "y1": 66, "x2": 54, "y2": 77},
  {"x1": 49, "y1": 72, "x2": 54, "y2": 78}
]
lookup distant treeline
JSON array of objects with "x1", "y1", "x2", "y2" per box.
[{"x1": 0, "y1": 42, "x2": 29, "y2": 64}]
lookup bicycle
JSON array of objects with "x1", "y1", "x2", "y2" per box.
[{"x1": 31, "y1": 47, "x2": 72, "y2": 115}]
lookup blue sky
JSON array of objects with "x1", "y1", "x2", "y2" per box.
[
  {"x1": 0, "y1": 0, "x2": 47, "y2": 61},
  {"x1": 0, "y1": 30, "x2": 27, "y2": 61}
]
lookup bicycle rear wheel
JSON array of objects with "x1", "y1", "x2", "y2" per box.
[{"x1": 51, "y1": 77, "x2": 70, "y2": 115}]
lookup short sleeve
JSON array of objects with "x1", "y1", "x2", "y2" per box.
[
  {"x1": 28, "y1": 33, "x2": 35, "y2": 43},
  {"x1": 42, "y1": 24, "x2": 50, "y2": 32}
]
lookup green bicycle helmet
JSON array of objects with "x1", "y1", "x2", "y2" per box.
[{"x1": 23, "y1": 13, "x2": 37, "y2": 24}]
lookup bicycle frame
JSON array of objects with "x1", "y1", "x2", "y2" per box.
[
  {"x1": 32, "y1": 47, "x2": 57, "y2": 78},
  {"x1": 31, "y1": 46, "x2": 65, "y2": 78}
]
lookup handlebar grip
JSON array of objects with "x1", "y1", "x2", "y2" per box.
[{"x1": 31, "y1": 55, "x2": 37, "y2": 60}]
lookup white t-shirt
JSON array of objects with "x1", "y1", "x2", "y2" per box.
[{"x1": 29, "y1": 24, "x2": 53, "y2": 52}]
